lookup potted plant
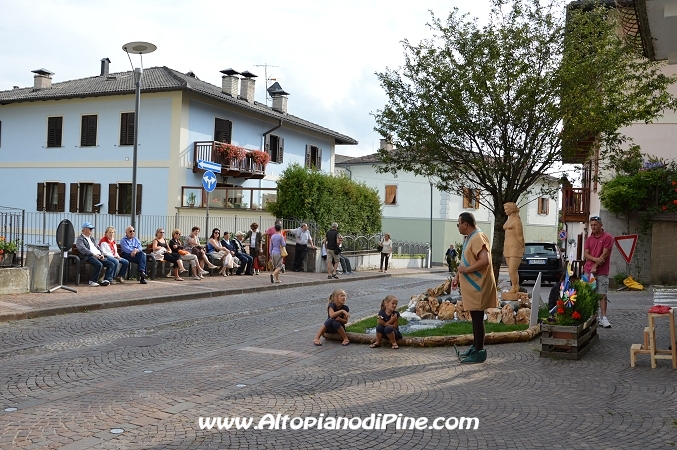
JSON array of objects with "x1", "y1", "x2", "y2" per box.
[
  {"x1": 249, "y1": 149, "x2": 271, "y2": 167},
  {"x1": 0, "y1": 236, "x2": 19, "y2": 267},
  {"x1": 215, "y1": 142, "x2": 247, "y2": 161},
  {"x1": 187, "y1": 192, "x2": 197, "y2": 208}
]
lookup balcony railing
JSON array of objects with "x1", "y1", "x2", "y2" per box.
[
  {"x1": 193, "y1": 141, "x2": 265, "y2": 179},
  {"x1": 562, "y1": 187, "x2": 590, "y2": 223}
]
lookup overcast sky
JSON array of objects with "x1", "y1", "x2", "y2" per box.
[{"x1": 0, "y1": 0, "x2": 498, "y2": 157}]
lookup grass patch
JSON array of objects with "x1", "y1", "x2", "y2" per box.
[
  {"x1": 346, "y1": 316, "x2": 408, "y2": 334},
  {"x1": 404, "y1": 322, "x2": 528, "y2": 337}
]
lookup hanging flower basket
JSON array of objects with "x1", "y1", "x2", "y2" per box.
[
  {"x1": 215, "y1": 142, "x2": 247, "y2": 161},
  {"x1": 249, "y1": 149, "x2": 270, "y2": 166}
]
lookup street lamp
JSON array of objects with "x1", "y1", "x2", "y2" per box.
[{"x1": 122, "y1": 41, "x2": 156, "y2": 229}]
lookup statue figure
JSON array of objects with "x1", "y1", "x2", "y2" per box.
[{"x1": 503, "y1": 202, "x2": 525, "y2": 295}]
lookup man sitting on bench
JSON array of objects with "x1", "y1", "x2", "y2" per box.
[
  {"x1": 120, "y1": 226, "x2": 148, "y2": 284},
  {"x1": 76, "y1": 222, "x2": 116, "y2": 287}
]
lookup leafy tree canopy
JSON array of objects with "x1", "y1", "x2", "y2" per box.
[
  {"x1": 373, "y1": 0, "x2": 677, "y2": 279},
  {"x1": 266, "y1": 163, "x2": 382, "y2": 234}
]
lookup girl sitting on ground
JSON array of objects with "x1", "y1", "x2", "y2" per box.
[
  {"x1": 371, "y1": 295, "x2": 401, "y2": 349},
  {"x1": 313, "y1": 289, "x2": 350, "y2": 346}
]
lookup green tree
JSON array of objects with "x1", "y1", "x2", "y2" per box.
[
  {"x1": 266, "y1": 163, "x2": 382, "y2": 234},
  {"x1": 373, "y1": 0, "x2": 677, "y2": 281}
]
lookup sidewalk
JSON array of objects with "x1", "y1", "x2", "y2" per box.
[{"x1": 0, "y1": 268, "x2": 448, "y2": 322}]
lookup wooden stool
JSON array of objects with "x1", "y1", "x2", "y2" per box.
[
  {"x1": 630, "y1": 326, "x2": 653, "y2": 367},
  {"x1": 647, "y1": 309, "x2": 677, "y2": 369}
]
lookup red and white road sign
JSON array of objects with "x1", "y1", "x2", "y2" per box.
[{"x1": 614, "y1": 234, "x2": 638, "y2": 265}]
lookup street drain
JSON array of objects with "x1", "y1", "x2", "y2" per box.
[{"x1": 112, "y1": 337, "x2": 163, "y2": 347}]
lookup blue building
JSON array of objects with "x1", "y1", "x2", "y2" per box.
[{"x1": 0, "y1": 59, "x2": 357, "y2": 217}]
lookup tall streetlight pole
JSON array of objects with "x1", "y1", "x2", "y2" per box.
[{"x1": 122, "y1": 41, "x2": 156, "y2": 229}]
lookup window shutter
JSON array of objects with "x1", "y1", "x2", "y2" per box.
[
  {"x1": 108, "y1": 183, "x2": 117, "y2": 214},
  {"x1": 135, "y1": 184, "x2": 143, "y2": 215},
  {"x1": 47, "y1": 117, "x2": 63, "y2": 147},
  {"x1": 120, "y1": 113, "x2": 135, "y2": 145},
  {"x1": 70, "y1": 183, "x2": 79, "y2": 212},
  {"x1": 278, "y1": 137, "x2": 284, "y2": 164},
  {"x1": 36, "y1": 183, "x2": 44, "y2": 211},
  {"x1": 475, "y1": 190, "x2": 480, "y2": 209},
  {"x1": 305, "y1": 145, "x2": 311, "y2": 168},
  {"x1": 264, "y1": 134, "x2": 271, "y2": 157},
  {"x1": 57, "y1": 183, "x2": 66, "y2": 212},
  {"x1": 385, "y1": 185, "x2": 397, "y2": 204},
  {"x1": 214, "y1": 118, "x2": 232, "y2": 143},
  {"x1": 317, "y1": 148, "x2": 322, "y2": 170},
  {"x1": 93, "y1": 183, "x2": 101, "y2": 209},
  {"x1": 81, "y1": 115, "x2": 97, "y2": 146},
  {"x1": 463, "y1": 188, "x2": 470, "y2": 208}
]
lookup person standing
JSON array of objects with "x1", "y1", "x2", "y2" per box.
[
  {"x1": 120, "y1": 226, "x2": 149, "y2": 284},
  {"x1": 379, "y1": 233, "x2": 393, "y2": 273},
  {"x1": 324, "y1": 222, "x2": 340, "y2": 279},
  {"x1": 291, "y1": 223, "x2": 315, "y2": 272},
  {"x1": 445, "y1": 244, "x2": 457, "y2": 274},
  {"x1": 76, "y1": 222, "x2": 116, "y2": 287},
  {"x1": 245, "y1": 222, "x2": 263, "y2": 275},
  {"x1": 452, "y1": 212, "x2": 498, "y2": 363},
  {"x1": 583, "y1": 215, "x2": 614, "y2": 328},
  {"x1": 269, "y1": 223, "x2": 286, "y2": 283}
]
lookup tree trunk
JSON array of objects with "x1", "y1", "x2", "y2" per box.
[{"x1": 491, "y1": 201, "x2": 508, "y2": 287}]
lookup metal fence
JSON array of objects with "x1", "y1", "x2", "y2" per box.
[
  {"x1": 0, "y1": 206, "x2": 25, "y2": 267},
  {"x1": 340, "y1": 233, "x2": 430, "y2": 256}
]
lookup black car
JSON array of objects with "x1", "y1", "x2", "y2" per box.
[{"x1": 518, "y1": 242, "x2": 563, "y2": 284}]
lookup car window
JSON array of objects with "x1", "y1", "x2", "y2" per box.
[{"x1": 525, "y1": 244, "x2": 557, "y2": 256}]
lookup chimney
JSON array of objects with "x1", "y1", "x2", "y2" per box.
[
  {"x1": 32, "y1": 69, "x2": 54, "y2": 90},
  {"x1": 100, "y1": 58, "x2": 111, "y2": 77},
  {"x1": 379, "y1": 139, "x2": 394, "y2": 151},
  {"x1": 239, "y1": 70, "x2": 257, "y2": 103},
  {"x1": 220, "y1": 68, "x2": 240, "y2": 97},
  {"x1": 267, "y1": 82, "x2": 289, "y2": 114}
]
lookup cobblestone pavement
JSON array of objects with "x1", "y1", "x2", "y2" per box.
[{"x1": 1, "y1": 273, "x2": 676, "y2": 449}]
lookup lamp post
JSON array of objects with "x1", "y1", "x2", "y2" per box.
[{"x1": 122, "y1": 41, "x2": 156, "y2": 229}]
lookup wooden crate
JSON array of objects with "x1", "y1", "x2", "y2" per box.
[{"x1": 540, "y1": 316, "x2": 599, "y2": 360}]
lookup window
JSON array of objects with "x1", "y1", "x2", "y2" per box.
[
  {"x1": 265, "y1": 134, "x2": 284, "y2": 163},
  {"x1": 214, "y1": 118, "x2": 232, "y2": 143},
  {"x1": 36, "y1": 182, "x2": 65, "y2": 212},
  {"x1": 538, "y1": 197, "x2": 550, "y2": 215},
  {"x1": 305, "y1": 145, "x2": 322, "y2": 169},
  {"x1": 80, "y1": 115, "x2": 98, "y2": 147},
  {"x1": 463, "y1": 188, "x2": 480, "y2": 209},
  {"x1": 47, "y1": 116, "x2": 63, "y2": 147},
  {"x1": 119, "y1": 112, "x2": 135, "y2": 146},
  {"x1": 385, "y1": 185, "x2": 397, "y2": 205},
  {"x1": 108, "y1": 183, "x2": 142, "y2": 214},
  {"x1": 70, "y1": 183, "x2": 101, "y2": 213}
]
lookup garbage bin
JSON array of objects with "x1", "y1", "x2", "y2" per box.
[{"x1": 26, "y1": 244, "x2": 50, "y2": 293}]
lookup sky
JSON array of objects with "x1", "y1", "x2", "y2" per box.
[{"x1": 0, "y1": 0, "x2": 495, "y2": 158}]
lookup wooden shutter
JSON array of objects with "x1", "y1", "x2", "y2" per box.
[
  {"x1": 264, "y1": 134, "x2": 271, "y2": 158},
  {"x1": 385, "y1": 185, "x2": 397, "y2": 204},
  {"x1": 70, "y1": 183, "x2": 79, "y2": 212},
  {"x1": 108, "y1": 183, "x2": 117, "y2": 214},
  {"x1": 474, "y1": 190, "x2": 480, "y2": 209},
  {"x1": 93, "y1": 183, "x2": 101, "y2": 209},
  {"x1": 120, "y1": 113, "x2": 135, "y2": 145},
  {"x1": 57, "y1": 183, "x2": 66, "y2": 212},
  {"x1": 305, "y1": 145, "x2": 311, "y2": 168},
  {"x1": 214, "y1": 118, "x2": 232, "y2": 143},
  {"x1": 135, "y1": 184, "x2": 143, "y2": 215},
  {"x1": 278, "y1": 137, "x2": 284, "y2": 164},
  {"x1": 81, "y1": 115, "x2": 97, "y2": 146},
  {"x1": 47, "y1": 117, "x2": 63, "y2": 147},
  {"x1": 463, "y1": 188, "x2": 470, "y2": 208},
  {"x1": 36, "y1": 183, "x2": 44, "y2": 211},
  {"x1": 317, "y1": 148, "x2": 322, "y2": 170}
]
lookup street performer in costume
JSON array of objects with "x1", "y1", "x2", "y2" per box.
[{"x1": 452, "y1": 212, "x2": 498, "y2": 363}]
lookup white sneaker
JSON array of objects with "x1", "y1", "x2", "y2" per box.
[
  {"x1": 89, "y1": 281, "x2": 100, "y2": 287},
  {"x1": 166, "y1": 272, "x2": 173, "y2": 278},
  {"x1": 600, "y1": 317, "x2": 611, "y2": 328},
  {"x1": 200, "y1": 270, "x2": 209, "y2": 275}
]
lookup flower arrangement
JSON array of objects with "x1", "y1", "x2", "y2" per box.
[
  {"x1": 249, "y1": 149, "x2": 270, "y2": 166},
  {"x1": 554, "y1": 265, "x2": 599, "y2": 326},
  {"x1": 215, "y1": 142, "x2": 247, "y2": 161},
  {"x1": 0, "y1": 236, "x2": 19, "y2": 255}
]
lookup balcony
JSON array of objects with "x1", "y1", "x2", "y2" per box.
[
  {"x1": 562, "y1": 187, "x2": 590, "y2": 223},
  {"x1": 193, "y1": 141, "x2": 266, "y2": 179}
]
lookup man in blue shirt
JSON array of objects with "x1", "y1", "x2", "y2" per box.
[{"x1": 120, "y1": 226, "x2": 148, "y2": 284}]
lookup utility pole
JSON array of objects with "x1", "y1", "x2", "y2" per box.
[{"x1": 254, "y1": 63, "x2": 279, "y2": 105}]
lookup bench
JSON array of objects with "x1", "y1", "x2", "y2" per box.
[{"x1": 67, "y1": 244, "x2": 160, "y2": 284}]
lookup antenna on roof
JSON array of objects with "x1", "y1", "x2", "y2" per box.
[{"x1": 254, "y1": 63, "x2": 279, "y2": 106}]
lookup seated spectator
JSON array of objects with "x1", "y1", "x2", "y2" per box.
[
  {"x1": 185, "y1": 226, "x2": 217, "y2": 275},
  {"x1": 77, "y1": 222, "x2": 115, "y2": 287},
  {"x1": 99, "y1": 226, "x2": 129, "y2": 284},
  {"x1": 152, "y1": 228, "x2": 186, "y2": 281},
  {"x1": 207, "y1": 228, "x2": 234, "y2": 277},
  {"x1": 337, "y1": 235, "x2": 353, "y2": 275},
  {"x1": 169, "y1": 229, "x2": 201, "y2": 280},
  {"x1": 220, "y1": 231, "x2": 239, "y2": 275},
  {"x1": 120, "y1": 226, "x2": 148, "y2": 284},
  {"x1": 232, "y1": 231, "x2": 254, "y2": 275}
]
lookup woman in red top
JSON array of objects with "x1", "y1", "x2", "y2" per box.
[{"x1": 98, "y1": 227, "x2": 129, "y2": 283}]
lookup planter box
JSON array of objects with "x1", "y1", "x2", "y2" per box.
[{"x1": 540, "y1": 316, "x2": 599, "y2": 360}]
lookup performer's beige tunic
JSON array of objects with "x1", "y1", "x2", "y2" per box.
[{"x1": 460, "y1": 229, "x2": 498, "y2": 311}]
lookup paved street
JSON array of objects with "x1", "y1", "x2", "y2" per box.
[{"x1": 1, "y1": 271, "x2": 676, "y2": 449}]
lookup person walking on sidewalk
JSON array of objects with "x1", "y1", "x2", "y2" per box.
[
  {"x1": 120, "y1": 226, "x2": 149, "y2": 284},
  {"x1": 379, "y1": 233, "x2": 393, "y2": 273},
  {"x1": 452, "y1": 212, "x2": 498, "y2": 363},
  {"x1": 584, "y1": 215, "x2": 614, "y2": 328},
  {"x1": 269, "y1": 223, "x2": 286, "y2": 283},
  {"x1": 291, "y1": 223, "x2": 315, "y2": 272},
  {"x1": 77, "y1": 222, "x2": 116, "y2": 287}
]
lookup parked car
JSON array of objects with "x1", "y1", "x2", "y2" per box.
[{"x1": 518, "y1": 242, "x2": 563, "y2": 285}]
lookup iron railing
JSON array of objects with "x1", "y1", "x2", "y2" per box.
[
  {"x1": 0, "y1": 206, "x2": 25, "y2": 267},
  {"x1": 340, "y1": 233, "x2": 430, "y2": 256}
]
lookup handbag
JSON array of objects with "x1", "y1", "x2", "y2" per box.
[
  {"x1": 178, "y1": 249, "x2": 189, "y2": 256},
  {"x1": 280, "y1": 246, "x2": 288, "y2": 257},
  {"x1": 267, "y1": 257, "x2": 274, "y2": 271},
  {"x1": 377, "y1": 244, "x2": 383, "y2": 253}
]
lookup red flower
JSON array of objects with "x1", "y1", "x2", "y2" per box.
[
  {"x1": 556, "y1": 300, "x2": 564, "y2": 307},
  {"x1": 663, "y1": 206, "x2": 668, "y2": 211},
  {"x1": 572, "y1": 311, "x2": 581, "y2": 320},
  {"x1": 672, "y1": 181, "x2": 676, "y2": 186},
  {"x1": 673, "y1": 200, "x2": 677, "y2": 205},
  {"x1": 675, "y1": 188, "x2": 677, "y2": 192},
  {"x1": 557, "y1": 308, "x2": 565, "y2": 314}
]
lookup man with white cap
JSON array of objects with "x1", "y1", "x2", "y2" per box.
[{"x1": 76, "y1": 222, "x2": 116, "y2": 287}]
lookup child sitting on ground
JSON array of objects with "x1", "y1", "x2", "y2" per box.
[
  {"x1": 313, "y1": 289, "x2": 350, "y2": 346},
  {"x1": 371, "y1": 295, "x2": 402, "y2": 349}
]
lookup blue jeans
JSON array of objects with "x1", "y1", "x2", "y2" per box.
[
  {"x1": 106, "y1": 256, "x2": 129, "y2": 278},
  {"x1": 121, "y1": 251, "x2": 147, "y2": 275},
  {"x1": 234, "y1": 252, "x2": 253, "y2": 274},
  {"x1": 85, "y1": 255, "x2": 116, "y2": 283}
]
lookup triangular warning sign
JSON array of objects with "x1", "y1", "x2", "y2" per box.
[{"x1": 614, "y1": 234, "x2": 638, "y2": 265}]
